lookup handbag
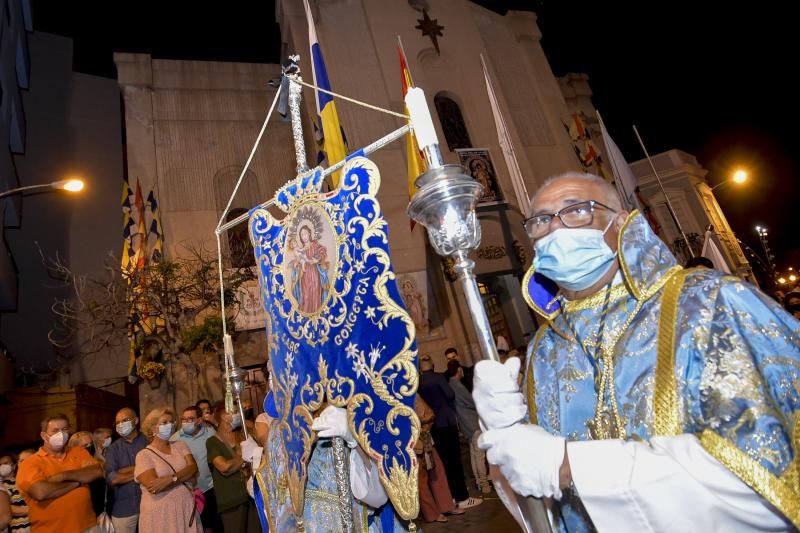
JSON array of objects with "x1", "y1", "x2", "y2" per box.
[
  {"x1": 144, "y1": 446, "x2": 204, "y2": 525},
  {"x1": 96, "y1": 483, "x2": 116, "y2": 533}
]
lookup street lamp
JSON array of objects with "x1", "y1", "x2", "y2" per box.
[
  {"x1": 0, "y1": 178, "x2": 85, "y2": 199},
  {"x1": 710, "y1": 169, "x2": 748, "y2": 191}
]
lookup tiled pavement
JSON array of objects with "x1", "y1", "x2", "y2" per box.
[
  {"x1": 414, "y1": 435, "x2": 519, "y2": 532},
  {"x1": 419, "y1": 491, "x2": 518, "y2": 532}
]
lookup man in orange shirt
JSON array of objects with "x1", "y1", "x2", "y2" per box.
[{"x1": 16, "y1": 413, "x2": 103, "y2": 533}]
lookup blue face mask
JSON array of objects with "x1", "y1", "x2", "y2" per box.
[{"x1": 533, "y1": 217, "x2": 617, "y2": 292}]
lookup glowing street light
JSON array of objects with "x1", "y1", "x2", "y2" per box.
[
  {"x1": 0, "y1": 177, "x2": 86, "y2": 199},
  {"x1": 712, "y1": 168, "x2": 749, "y2": 191}
]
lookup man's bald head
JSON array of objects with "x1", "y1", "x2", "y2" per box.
[
  {"x1": 530, "y1": 172, "x2": 622, "y2": 217},
  {"x1": 115, "y1": 407, "x2": 138, "y2": 424}
]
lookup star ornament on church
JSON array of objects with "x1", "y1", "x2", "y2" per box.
[{"x1": 416, "y1": 9, "x2": 444, "y2": 55}]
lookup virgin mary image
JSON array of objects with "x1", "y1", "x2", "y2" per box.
[
  {"x1": 289, "y1": 220, "x2": 330, "y2": 313},
  {"x1": 400, "y1": 277, "x2": 429, "y2": 337}
]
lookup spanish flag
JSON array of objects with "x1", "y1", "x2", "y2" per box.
[
  {"x1": 398, "y1": 37, "x2": 427, "y2": 201},
  {"x1": 303, "y1": 0, "x2": 347, "y2": 186}
]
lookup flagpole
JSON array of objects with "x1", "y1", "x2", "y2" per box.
[
  {"x1": 596, "y1": 111, "x2": 633, "y2": 211},
  {"x1": 480, "y1": 53, "x2": 530, "y2": 216},
  {"x1": 632, "y1": 125, "x2": 695, "y2": 258},
  {"x1": 397, "y1": 35, "x2": 413, "y2": 85}
]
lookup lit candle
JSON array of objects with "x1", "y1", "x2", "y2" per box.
[{"x1": 404, "y1": 87, "x2": 439, "y2": 151}]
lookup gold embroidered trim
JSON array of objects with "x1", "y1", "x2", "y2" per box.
[
  {"x1": 521, "y1": 266, "x2": 559, "y2": 321},
  {"x1": 653, "y1": 268, "x2": 688, "y2": 437},
  {"x1": 563, "y1": 282, "x2": 628, "y2": 313},
  {"x1": 305, "y1": 487, "x2": 340, "y2": 504},
  {"x1": 698, "y1": 429, "x2": 800, "y2": 528},
  {"x1": 526, "y1": 325, "x2": 549, "y2": 425},
  {"x1": 254, "y1": 467, "x2": 277, "y2": 533},
  {"x1": 617, "y1": 210, "x2": 641, "y2": 299}
]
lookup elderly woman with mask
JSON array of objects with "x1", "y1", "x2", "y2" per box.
[{"x1": 134, "y1": 407, "x2": 201, "y2": 533}]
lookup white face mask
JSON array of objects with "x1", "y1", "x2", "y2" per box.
[
  {"x1": 117, "y1": 420, "x2": 134, "y2": 437},
  {"x1": 533, "y1": 217, "x2": 617, "y2": 291},
  {"x1": 0, "y1": 464, "x2": 12, "y2": 477},
  {"x1": 230, "y1": 414, "x2": 242, "y2": 430},
  {"x1": 48, "y1": 430, "x2": 69, "y2": 451},
  {"x1": 103, "y1": 436, "x2": 112, "y2": 448},
  {"x1": 156, "y1": 423, "x2": 174, "y2": 440}
]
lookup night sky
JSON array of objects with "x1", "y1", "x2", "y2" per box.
[{"x1": 33, "y1": 1, "x2": 798, "y2": 280}]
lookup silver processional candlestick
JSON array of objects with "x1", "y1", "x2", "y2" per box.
[{"x1": 405, "y1": 88, "x2": 553, "y2": 533}]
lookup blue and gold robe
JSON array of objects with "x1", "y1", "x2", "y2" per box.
[
  {"x1": 254, "y1": 415, "x2": 404, "y2": 533},
  {"x1": 522, "y1": 211, "x2": 800, "y2": 531}
]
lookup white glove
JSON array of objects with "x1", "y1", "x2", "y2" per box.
[
  {"x1": 240, "y1": 437, "x2": 260, "y2": 464},
  {"x1": 473, "y1": 358, "x2": 527, "y2": 430},
  {"x1": 478, "y1": 423, "x2": 566, "y2": 499},
  {"x1": 311, "y1": 405, "x2": 358, "y2": 448}
]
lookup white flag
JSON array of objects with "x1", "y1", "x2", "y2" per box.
[
  {"x1": 481, "y1": 54, "x2": 530, "y2": 216},
  {"x1": 701, "y1": 230, "x2": 732, "y2": 273},
  {"x1": 597, "y1": 111, "x2": 640, "y2": 212}
]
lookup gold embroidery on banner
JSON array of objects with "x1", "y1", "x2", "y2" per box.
[
  {"x1": 699, "y1": 429, "x2": 800, "y2": 528},
  {"x1": 249, "y1": 157, "x2": 420, "y2": 521},
  {"x1": 653, "y1": 268, "x2": 688, "y2": 437}
]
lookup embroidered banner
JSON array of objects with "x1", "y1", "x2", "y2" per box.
[{"x1": 249, "y1": 155, "x2": 419, "y2": 520}]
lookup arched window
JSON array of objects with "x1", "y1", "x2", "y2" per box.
[
  {"x1": 434, "y1": 94, "x2": 472, "y2": 151},
  {"x1": 227, "y1": 208, "x2": 255, "y2": 269}
]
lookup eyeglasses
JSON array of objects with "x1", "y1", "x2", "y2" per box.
[{"x1": 523, "y1": 200, "x2": 617, "y2": 239}]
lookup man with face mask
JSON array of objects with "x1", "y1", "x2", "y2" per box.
[
  {"x1": 92, "y1": 428, "x2": 113, "y2": 463},
  {"x1": 171, "y1": 405, "x2": 219, "y2": 532},
  {"x1": 15, "y1": 413, "x2": 103, "y2": 532},
  {"x1": 473, "y1": 173, "x2": 800, "y2": 532},
  {"x1": 105, "y1": 407, "x2": 147, "y2": 533}
]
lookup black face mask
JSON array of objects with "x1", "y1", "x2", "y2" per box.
[
  {"x1": 86, "y1": 445, "x2": 96, "y2": 457},
  {"x1": 244, "y1": 408, "x2": 254, "y2": 421},
  {"x1": 788, "y1": 304, "x2": 800, "y2": 314}
]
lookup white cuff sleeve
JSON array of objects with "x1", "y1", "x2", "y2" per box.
[
  {"x1": 349, "y1": 449, "x2": 388, "y2": 509},
  {"x1": 567, "y1": 434, "x2": 790, "y2": 532}
]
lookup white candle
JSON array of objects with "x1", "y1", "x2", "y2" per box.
[
  {"x1": 224, "y1": 333, "x2": 234, "y2": 356},
  {"x1": 404, "y1": 87, "x2": 439, "y2": 151}
]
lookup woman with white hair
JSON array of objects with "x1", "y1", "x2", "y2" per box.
[{"x1": 134, "y1": 407, "x2": 201, "y2": 532}]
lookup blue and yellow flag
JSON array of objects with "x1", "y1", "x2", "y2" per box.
[{"x1": 303, "y1": 0, "x2": 347, "y2": 186}]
